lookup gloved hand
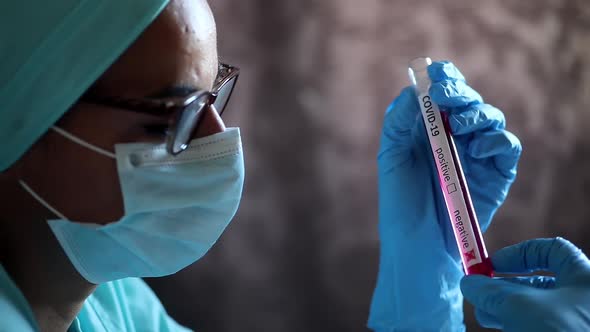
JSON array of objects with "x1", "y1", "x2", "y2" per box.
[
  {"x1": 461, "y1": 238, "x2": 590, "y2": 332},
  {"x1": 368, "y1": 61, "x2": 522, "y2": 332}
]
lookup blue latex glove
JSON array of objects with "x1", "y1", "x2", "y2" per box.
[
  {"x1": 461, "y1": 238, "x2": 590, "y2": 331},
  {"x1": 368, "y1": 61, "x2": 522, "y2": 332}
]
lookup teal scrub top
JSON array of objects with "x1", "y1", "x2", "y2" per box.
[{"x1": 0, "y1": 264, "x2": 192, "y2": 332}]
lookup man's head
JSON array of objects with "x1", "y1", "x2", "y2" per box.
[{"x1": 1, "y1": 0, "x2": 228, "y2": 225}]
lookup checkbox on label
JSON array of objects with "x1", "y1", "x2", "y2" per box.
[{"x1": 447, "y1": 183, "x2": 457, "y2": 194}]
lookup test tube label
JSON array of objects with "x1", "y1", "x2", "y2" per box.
[{"x1": 417, "y1": 92, "x2": 483, "y2": 268}]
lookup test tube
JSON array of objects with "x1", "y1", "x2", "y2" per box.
[{"x1": 408, "y1": 57, "x2": 493, "y2": 276}]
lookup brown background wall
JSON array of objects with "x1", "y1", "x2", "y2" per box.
[{"x1": 147, "y1": 1, "x2": 590, "y2": 331}]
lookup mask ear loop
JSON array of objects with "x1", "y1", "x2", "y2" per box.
[
  {"x1": 18, "y1": 126, "x2": 116, "y2": 220},
  {"x1": 19, "y1": 180, "x2": 68, "y2": 220},
  {"x1": 51, "y1": 126, "x2": 116, "y2": 159}
]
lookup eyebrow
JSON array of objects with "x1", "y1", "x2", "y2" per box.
[
  {"x1": 150, "y1": 60, "x2": 223, "y2": 99},
  {"x1": 148, "y1": 85, "x2": 199, "y2": 98}
]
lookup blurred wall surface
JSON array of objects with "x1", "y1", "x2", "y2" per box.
[{"x1": 147, "y1": 0, "x2": 590, "y2": 331}]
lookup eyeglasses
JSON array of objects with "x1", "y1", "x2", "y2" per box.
[{"x1": 82, "y1": 63, "x2": 239, "y2": 155}]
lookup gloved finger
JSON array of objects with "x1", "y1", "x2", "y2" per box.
[
  {"x1": 468, "y1": 130, "x2": 522, "y2": 180},
  {"x1": 429, "y1": 79, "x2": 483, "y2": 109},
  {"x1": 474, "y1": 308, "x2": 502, "y2": 329},
  {"x1": 491, "y1": 238, "x2": 590, "y2": 277},
  {"x1": 460, "y1": 275, "x2": 525, "y2": 317},
  {"x1": 448, "y1": 104, "x2": 506, "y2": 135},
  {"x1": 380, "y1": 86, "x2": 420, "y2": 154},
  {"x1": 496, "y1": 276, "x2": 556, "y2": 289},
  {"x1": 427, "y1": 61, "x2": 466, "y2": 83}
]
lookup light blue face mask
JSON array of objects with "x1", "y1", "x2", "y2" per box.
[{"x1": 20, "y1": 127, "x2": 244, "y2": 284}]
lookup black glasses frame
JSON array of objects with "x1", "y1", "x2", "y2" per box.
[{"x1": 82, "y1": 63, "x2": 240, "y2": 155}]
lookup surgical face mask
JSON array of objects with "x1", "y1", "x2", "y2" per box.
[{"x1": 20, "y1": 127, "x2": 244, "y2": 284}]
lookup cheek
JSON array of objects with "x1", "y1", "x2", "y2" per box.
[
  {"x1": 22, "y1": 133, "x2": 125, "y2": 224},
  {"x1": 33, "y1": 103, "x2": 174, "y2": 224}
]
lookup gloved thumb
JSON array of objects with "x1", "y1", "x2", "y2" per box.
[
  {"x1": 379, "y1": 87, "x2": 421, "y2": 165},
  {"x1": 461, "y1": 275, "x2": 525, "y2": 318}
]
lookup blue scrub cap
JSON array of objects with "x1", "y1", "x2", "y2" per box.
[{"x1": 0, "y1": 0, "x2": 169, "y2": 171}]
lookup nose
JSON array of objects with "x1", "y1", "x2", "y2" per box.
[{"x1": 193, "y1": 105, "x2": 226, "y2": 139}]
